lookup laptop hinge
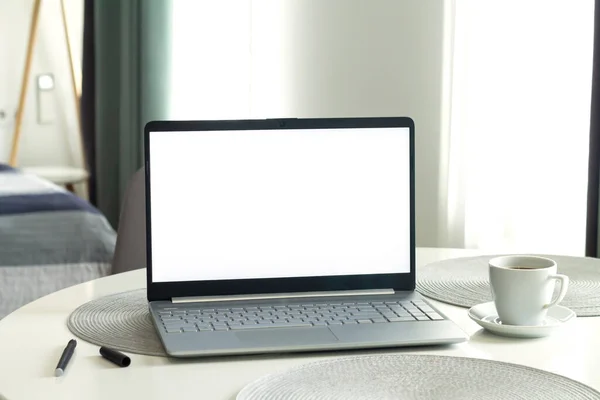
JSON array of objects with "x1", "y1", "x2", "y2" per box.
[{"x1": 171, "y1": 289, "x2": 395, "y2": 304}]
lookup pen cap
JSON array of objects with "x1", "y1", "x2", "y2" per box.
[{"x1": 99, "y1": 347, "x2": 131, "y2": 367}]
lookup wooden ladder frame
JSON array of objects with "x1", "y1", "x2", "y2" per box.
[{"x1": 9, "y1": 0, "x2": 87, "y2": 173}]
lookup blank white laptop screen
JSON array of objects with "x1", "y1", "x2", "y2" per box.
[{"x1": 149, "y1": 127, "x2": 411, "y2": 283}]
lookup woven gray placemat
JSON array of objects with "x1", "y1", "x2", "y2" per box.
[
  {"x1": 237, "y1": 354, "x2": 600, "y2": 399},
  {"x1": 417, "y1": 254, "x2": 600, "y2": 316},
  {"x1": 67, "y1": 289, "x2": 166, "y2": 356}
]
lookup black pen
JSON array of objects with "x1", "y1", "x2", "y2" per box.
[{"x1": 55, "y1": 339, "x2": 77, "y2": 377}]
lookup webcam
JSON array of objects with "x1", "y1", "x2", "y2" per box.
[{"x1": 268, "y1": 118, "x2": 297, "y2": 127}]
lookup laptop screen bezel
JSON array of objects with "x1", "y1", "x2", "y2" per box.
[{"x1": 144, "y1": 117, "x2": 415, "y2": 301}]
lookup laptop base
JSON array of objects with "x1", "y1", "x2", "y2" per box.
[{"x1": 150, "y1": 292, "x2": 468, "y2": 358}]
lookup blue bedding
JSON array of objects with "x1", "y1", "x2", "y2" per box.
[
  {"x1": 0, "y1": 192, "x2": 99, "y2": 216},
  {"x1": 0, "y1": 164, "x2": 116, "y2": 266},
  {"x1": 0, "y1": 164, "x2": 117, "y2": 318}
]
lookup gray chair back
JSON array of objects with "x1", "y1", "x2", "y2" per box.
[{"x1": 111, "y1": 168, "x2": 146, "y2": 274}]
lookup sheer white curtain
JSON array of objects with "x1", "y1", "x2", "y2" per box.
[
  {"x1": 442, "y1": 1, "x2": 594, "y2": 255},
  {"x1": 169, "y1": 1, "x2": 251, "y2": 120},
  {"x1": 168, "y1": 1, "x2": 594, "y2": 254},
  {"x1": 168, "y1": 1, "x2": 293, "y2": 120},
  {"x1": 167, "y1": 1, "x2": 450, "y2": 247}
]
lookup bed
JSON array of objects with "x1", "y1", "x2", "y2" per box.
[{"x1": 0, "y1": 164, "x2": 116, "y2": 319}]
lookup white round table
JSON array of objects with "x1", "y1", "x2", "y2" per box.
[{"x1": 0, "y1": 248, "x2": 598, "y2": 400}]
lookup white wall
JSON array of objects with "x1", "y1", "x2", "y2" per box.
[
  {"x1": 170, "y1": 0, "x2": 447, "y2": 247},
  {"x1": 0, "y1": 0, "x2": 83, "y2": 168}
]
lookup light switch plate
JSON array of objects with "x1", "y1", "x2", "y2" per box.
[{"x1": 36, "y1": 73, "x2": 56, "y2": 125}]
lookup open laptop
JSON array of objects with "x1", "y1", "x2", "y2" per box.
[{"x1": 144, "y1": 117, "x2": 468, "y2": 357}]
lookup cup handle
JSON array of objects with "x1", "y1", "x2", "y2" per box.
[{"x1": 545, "y1": 274, "x2": 569, "y2": 309}]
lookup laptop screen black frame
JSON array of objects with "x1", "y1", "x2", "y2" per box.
[{"x1": 144, "y1": 117, "x2": 415, "y2": 301}]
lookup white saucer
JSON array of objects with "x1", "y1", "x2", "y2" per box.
[{"x1": 468, "y1": 302, "x2": 576, "y2": 338}]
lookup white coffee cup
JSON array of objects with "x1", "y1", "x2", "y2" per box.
[{"x1": 488, "y1": 255, "x2": 569, "y2": 326}]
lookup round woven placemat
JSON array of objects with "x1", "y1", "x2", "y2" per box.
[
  {"x1": 237, "y1": 354, "x2": 600, "y2": 399},
  {"x1": 417, "y1": 254, "x2": 600, "y2": 316},
  {"x1": 67, "y1": 289, "x2": 166, "y2": 356}
]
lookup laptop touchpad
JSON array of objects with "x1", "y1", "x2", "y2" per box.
[{"x1": 234, "y1": 327, "x2": 338, "y2": 347}]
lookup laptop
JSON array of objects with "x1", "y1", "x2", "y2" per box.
[{"x1": 144, "y1": 117, "x2": 468, "y2": 358}]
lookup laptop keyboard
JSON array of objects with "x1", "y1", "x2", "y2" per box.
[{"x1": 156, "y1": 299, "x2": 444, "y2": 334}]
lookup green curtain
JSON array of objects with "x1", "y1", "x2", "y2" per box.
[{"x1": 94, "y1": 0, "x2": 172, "y2": 228}]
